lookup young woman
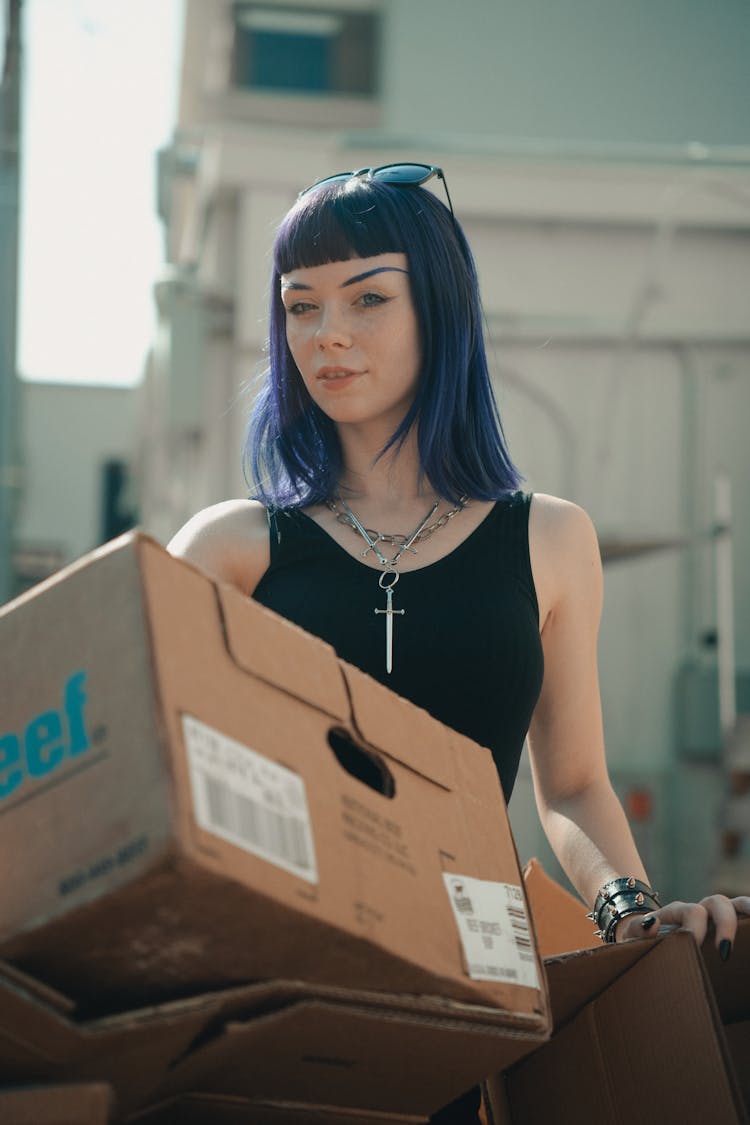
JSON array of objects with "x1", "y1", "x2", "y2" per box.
[{"x1": 168, "y1": 164, "x2": 747, "y2": 1123}]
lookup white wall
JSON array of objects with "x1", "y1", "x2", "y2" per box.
[
  {"x1": 383, "y1": 0, "x2": 750, "y2": 146},
  {"x1": 15, "y1": 382, "x2": 137, "y2": 565}
]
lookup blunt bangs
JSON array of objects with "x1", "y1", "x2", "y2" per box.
[
  {"x1": 244, "y1": 174, "x2": 522, "y2": 507},
  {"x1": 274, "y1": 179, "x2": 410, "y2": 273}
]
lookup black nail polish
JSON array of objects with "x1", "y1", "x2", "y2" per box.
[
  {"x1": 641, "y1": 916, "x2": 656, "y2": 930},
  {"x1": 719, "y1": 939, "x2": 732, "y2": 962}
]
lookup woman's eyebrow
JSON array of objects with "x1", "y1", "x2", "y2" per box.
[
  {"x1": 340, "y1": 266, "x2": 408, "y2": 288},
  {"x1": 281, "y1": 266, "x2": 408, "y2": 292}
]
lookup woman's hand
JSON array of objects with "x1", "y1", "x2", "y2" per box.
[{"x1": 616, "y1": 894, "x2": 750, "y2": 956}]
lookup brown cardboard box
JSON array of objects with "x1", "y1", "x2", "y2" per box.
[
  {"x1": 0, "y1": 957, "x2": 542, "y2": 1119},
  {"x1": 128, "y1": 1094, "x2": 425, "y2": 1124},
  {"x1": 522, "y1": 858, "x2": 597, "y2": 957},
  {"x1": 0, "y1": 532, "x2": 549, "y2": 1116},
  {"x1": 0, "y1": 1082, "x2": 113, "y2": 1124},
  {"x1": 485, "y1": 918, "x2": 750, "y2": 1124}
]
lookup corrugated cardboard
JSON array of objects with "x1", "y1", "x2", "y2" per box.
[
  {"x1": 0, "y1": 532, "x2": 550, "y2": 1117},
  {"x1": 0, "y1": 1082, "x2": 113, "y2": 1124},
  {"x1": 0, "y1": 917, "x2": 539, "y2": 1120},
  {"x1": 128, "y1": 1094, "x2": 425, "y2": 1124},
  {"x1": 725, "y1": 1022, "x2": 750, "y2": 1110},
  {"x1": 522, "y1": 858, "x2": 597, "y2": 957},
  {"x1": 485, "y1": 917, "x2": 750, "y2": 1124}
]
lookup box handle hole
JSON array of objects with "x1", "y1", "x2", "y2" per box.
[{"x1": 327, "y1": 728, "x2": 395, "y2": 798}]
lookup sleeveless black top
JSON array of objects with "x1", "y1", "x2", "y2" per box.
[{"x1": 252, "y1": 492, "x2": 544, "y2": 802}]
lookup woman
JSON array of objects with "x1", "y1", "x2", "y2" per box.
[{"x1": 168, "y1": 164, "x2": 747, "y2": 1122}]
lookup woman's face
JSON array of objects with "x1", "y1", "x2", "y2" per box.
[{"x1": 280, "y1": 253, "x2": 421, "y2": 431}]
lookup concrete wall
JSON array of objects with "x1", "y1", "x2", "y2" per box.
[
  {"x1": 13, "y1": 0, "x2": 750, "y2": 904},
  {"x1": 383, "y1": 0, "x2": 750, "y2": 145},
  {"x1": 15, "y1": 381, "x2": 137, "y2": 566}
]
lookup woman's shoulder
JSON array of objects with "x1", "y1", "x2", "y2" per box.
[
  {"x1": 166, "y1": 499, "x2": 270, "y2": 593},
  {"x1": 528, "y1": 492, "x2": 598, "y2": 548},
  {"x1": 527, "y1": 493, "x2": 602, "y2": 624}
]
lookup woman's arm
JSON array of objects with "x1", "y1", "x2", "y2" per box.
[
  {"x1": 527, "y1": 496, "x2": 647, "y2": 903},
  {"x1": 527, "y1": 494, "x2": 747, "y2": 947},
  {"x1": 166, "y1": 499, "x2": 270, "y2": 595}
]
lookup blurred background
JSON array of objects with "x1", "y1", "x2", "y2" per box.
[{"x1": 1, "y1": 0, "x2": 749, "y2": 904}]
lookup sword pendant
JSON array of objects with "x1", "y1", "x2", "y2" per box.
[{"x1": 374, "y1": 577, "x2": 404, "y2": 674}]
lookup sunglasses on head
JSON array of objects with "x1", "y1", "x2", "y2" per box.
[{"x1": 299, "y1": 162, "x2": 456, "y2": 225}]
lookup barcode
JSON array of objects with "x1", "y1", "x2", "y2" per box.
[
  {"x1": 201, "y1": 771, "x2": 314, "y2": 871},
  {"x1": 510, "y1": 908, "x2": 535, "y2": 962},
  {"x1": 469, "y1": 963, "x2": 518, "y2": 980}
]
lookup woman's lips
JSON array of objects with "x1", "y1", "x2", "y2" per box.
[{"x1": 316, "y1": 368, "x2": 363, "y2": 389}]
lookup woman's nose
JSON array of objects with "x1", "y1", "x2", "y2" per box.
[{"x1": 315, "y1": 307, "x2": 352, "y2": 349}]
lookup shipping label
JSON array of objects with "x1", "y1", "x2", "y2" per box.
[
  {"x1": 443, "y1": 873, "x2": 540, "y2": 989},
  {"x1": 183, "y1": 714, "x2": 318, "y2": 884}
]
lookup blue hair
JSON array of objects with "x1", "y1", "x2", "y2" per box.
[{"x1": 244, "y1": 175, "x2": 522, "y2": 506}]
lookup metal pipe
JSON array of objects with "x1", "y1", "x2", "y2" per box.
[
  {"x1": 714, "y1": 471, "x2": 737, "y2": 740},
  {"x1": 0, "y1": 0, "x2": 22, "y2": 606}
]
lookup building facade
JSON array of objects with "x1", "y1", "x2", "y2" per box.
[{"x1": 139, "y1": 0, "x2": 750, "y2": 897}]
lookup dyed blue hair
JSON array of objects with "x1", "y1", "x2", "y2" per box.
[{"x1": 244, "y1": 175, "x2": 522, "y2": 506}]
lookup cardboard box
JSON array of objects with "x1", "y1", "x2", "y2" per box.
[
  {"x1": 127, "y1": 1094, "x2": 425, "y2": 1124},
  {"x1": 0, "y1": 958, "x2": 547, "y2": 1118},
  {"x1": 0, "y1": 1082, "x2": 113, "y2": 1124},
  {"x1": 522, "y1": 858, "x2": 597, "y2": 958},
  {"x1": 485, "y1": 918, "x2": 750, "y2": 1124},
  {"x1": 0, "y1": 532, "x2": 549, "y2": 1116}
]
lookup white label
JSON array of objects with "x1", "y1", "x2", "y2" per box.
[
  {"x1": 183, "y1": 715, "x2": 318, "y2": 884},
  {"x1": 443, "y1": 873, "x2": 540, "y2": 989}
]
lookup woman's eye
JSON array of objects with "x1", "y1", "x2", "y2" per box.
[
  {"x1": 357, "y1": 291, "x2": 387, "y2": 308},
  {"x1": 286, "y1": 301, "x2": 316, "y2": 316}
]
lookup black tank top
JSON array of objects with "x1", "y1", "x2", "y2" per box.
[{"x1": 252, "y1": 492, "x2": 544, "y2": 802}]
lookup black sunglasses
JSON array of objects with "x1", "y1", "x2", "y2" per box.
[{"x1": 299, "y1": 162, "x2": 456, "y2": 225}]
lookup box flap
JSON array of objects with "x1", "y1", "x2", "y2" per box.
[
  {"x1": 724, "y1": 1021, "x2": 750, "y2": 1112},
  {"x1": 0, "y1": 1083, "x2": 113, "y2": 1124},
  {"x1": 214, "y1": 581, "x2": 351, "y2": 721},
  {"x1": 338, "y1": 661, "x2": 454, "y2": 790},
  {"x1": 130, "y1": 1094, "x2": 426, "y2": 1124},
  {"x1": 543, "y1": 937, "x2": 656, "y2": 1030},
  {"x1": 0, "y1": 961, "x2": 75, "y2": 1015},
  {"x1": 522, "y1": 858, "x2": 597, "y2": 958},
  {"x1": 0, "y1": 969, "x2": 82, "y2": 1080},
  {"x1": 702, "y1": 916, "x2": 750, "y2": 1023},
  {"x1": 158, "y1": 999, "x2": 542, "y2": 1117}
]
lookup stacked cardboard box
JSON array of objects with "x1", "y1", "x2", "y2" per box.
[
  {"x1": 0, "y1": 1082, "x2": 113, "y2": 1125},
  {"x1": 485, "y1": 861, "x2": 750, "y2": 1123},
  {"x1": 0, "y1": 533, "x2": 550, "y2": 1121},
  {"x1": 2, "y1": 533, "x2": 746, "y2": 1122}
]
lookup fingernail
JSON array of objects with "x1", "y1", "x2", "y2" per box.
[
  {"x1": 719, "y1": 939, "x2": 732, "y2": 962},
  {"x1": 641, "y1": 916, "x2": 656, "y2": 930}
]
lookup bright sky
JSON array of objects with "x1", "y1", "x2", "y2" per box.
[{"x1": 17, "y1": 0, "x2": 183, "y2": 386}]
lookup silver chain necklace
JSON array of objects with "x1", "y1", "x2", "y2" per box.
[{"x1": 325, "y1": 494, "x2": 469, "y2": 674}]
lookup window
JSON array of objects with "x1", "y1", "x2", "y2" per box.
[{"x1": 232, "y1": 4, "x2": 379, "y2": 97}]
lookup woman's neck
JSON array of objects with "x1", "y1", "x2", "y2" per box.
[{"x1": 335, "y1": 426, "x2": 433, "y2": 512}]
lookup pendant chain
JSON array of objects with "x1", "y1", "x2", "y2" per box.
[
  {"x1": 325, "y1": 495, "x2": 469, "y2": 566},
  {"x1": 324, "y1": 493, "x2": 469, "y2": 674}
]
